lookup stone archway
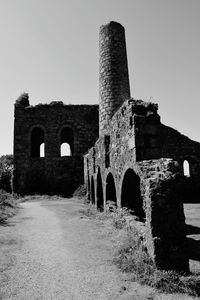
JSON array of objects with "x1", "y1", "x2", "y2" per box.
[
  {"x1": 97, "y1": 169, "x2": 104, "y2": 211},
  {"x1": 106, "y1": 173, "x2": 117, "y2": 208},
  {"x1": 87, "y1": 173, "x2": 90, "y2": 201},
  {"x1": 121, "y1": 168, "x2": 144, "y2": 220},
  {"x1": 90, "y1": 176, "x2": 95, "y2": 204}
]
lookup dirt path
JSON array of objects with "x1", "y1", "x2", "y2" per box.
[{"x1": 0, "y1": 197, "x2": 197, "y2": 300}]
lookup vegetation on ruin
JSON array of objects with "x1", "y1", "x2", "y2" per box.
[
  {"x1": 0, "y1": 154, "x2": 19, "y2": 224},
  {"x1": 0, "y1": 154, "x2": 13, "y2": 193},
  {"x1": 15, "y1": 93, "x2": 29, "y2": 107},
  {"x1": 80, "y1": 204, "x2": 200, "y2": 298},
  {"x1": 0, "y1": 190, "x2": 19, "y2": 224},
  {"x1": 73, "y1": 184, "x2": 87, "y2": 201}
]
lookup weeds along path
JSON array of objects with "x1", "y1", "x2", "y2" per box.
[{"x1": 0, "y1": 197, "x2": 197, "y2": 300}]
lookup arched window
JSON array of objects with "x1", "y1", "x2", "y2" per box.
[
  {"x1": 60, "y1": 127, "x2": 73, "y2": 157},
  {"x1": 31, "y1": 127, "x2": 45, "y2": 158},
  {"x1": 121, "y1": 168, "x2": 144, "y2": 220},
  {"x1": 40, "y1": 143, "x2": 45, "y2": 157},
  {"x1": 61, "y1": 143, "x2": 71, "y2": 156},
  {"x1": 183, "y1": 160, "x2": 190, "y2": 177}
]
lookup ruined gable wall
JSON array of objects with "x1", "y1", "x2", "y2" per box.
[
  {"x1": 160, "y1": 124, "x2": 200, "y2": 174},
  {"x1": 13, "y1": 99, "x2": 99, "y2": 195}
]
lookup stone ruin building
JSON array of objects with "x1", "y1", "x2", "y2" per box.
[
  {"x1": 13, "y1": 21, "x2": 200, "y2": 272},
  {"x1": 13, "y1": 98, "x2": 98, "y2": 196}
]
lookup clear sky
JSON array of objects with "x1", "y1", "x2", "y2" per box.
[{"x1": 0, "y1": 0, "x2": 199, "y2": 155}]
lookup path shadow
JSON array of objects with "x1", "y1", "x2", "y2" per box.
[
  {"x1": 185, "y1": 224, "x2": 200, "y2": 235},
  {"x1": 0, "y1": 220, "x2": 16, "y2": 227},
  {"x1": 187, "y1": 238, "x2": 200, "y2": 261},
  {"x1": 184, "y1": 224, "x2": 200, "y2": 261}
]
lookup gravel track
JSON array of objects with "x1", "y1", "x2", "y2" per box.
[{"x1": 0, "y1": 197, "x2": 197, "y2": 300}]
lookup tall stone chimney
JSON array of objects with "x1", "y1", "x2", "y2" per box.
[{"x1": 99, "y1": 21, "x2": 130, "y2": 136}]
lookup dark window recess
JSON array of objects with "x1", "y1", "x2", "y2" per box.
[
  {"x1": 129, "y1": 116, "x2": 133, "y2": 127},
  {"x1": 97, "y1": 169, "x2": 104, "y2": 211},
  {"x1": 116, "y1": 133, "x2": 120, "y2": 139},
  {"x1": 31, "y1": 127, "x2": 45, "y2": 158},
  {"x1": 105, "y1": 135, "x2": 110, "y2": 168},
  {"x1": 60, "y1": 127, "x2": 74, "y2": 156},
  {"x1": 93, "y1": 148, "x2": 96, "y2": 173},
  {"x1": 91, "y1": 176, "x2": 95, "y2": 204},
  {"x1": 106, "y1": 173, "x2": 117, "y2": 206}
]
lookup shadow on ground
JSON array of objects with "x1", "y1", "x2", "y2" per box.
[{"x1": 186, "y1": 224, "x2": 200, "y2": 262}]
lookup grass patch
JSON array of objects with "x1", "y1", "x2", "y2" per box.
[
  {"x1": 73, "y1": 185, "x2": 87, "y2": 202},
  {"x1": 0, "y1": 190, "x2": 19, "y2": 224},
  {"x1": 80, "y1": 203, "x2": 200, "y2": 297},
  {"x1": 114, "y1": 220, "x2": 200, "y2": 297}
]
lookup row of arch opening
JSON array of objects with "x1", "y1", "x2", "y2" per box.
[
  {"x1": 30, "y1": 126, "x2": 73, "y2": 158},
  {"x1": 88, "y1": 161, "x2": 192, "y2": 219},
  {"x1": 88, "y1": 169, "x2": 145, "y2": 220}
]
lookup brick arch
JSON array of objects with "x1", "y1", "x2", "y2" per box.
[
  {"x1": 96, "y1": 168, "x2": 104, "y2": 211},
  {"x1": 29, "y1": 125, "x2": 46, "y2": 158},
  {"x1": 121, "y1": 168, "x2": 144, "y2": 220},
  {"x1": 90, "y1": 176, "x2": 95, "y2": 204},
  {"x1": 106, "y1": 172, "x2": 117, "y2": 207}
]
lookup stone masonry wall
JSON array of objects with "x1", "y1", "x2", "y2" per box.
[
  {"x1": 84, "y1": 97, "x2": 200, "y2": 271},
  {"x1": 13, "y1": 95, "x2": 99, "y2": 196},
  {"x1": 99, "y1": 21, "x2": 130, "y2": 136},
  {"x1": 84, "y1": 20, "x2": 200, "y2": 272},
  {"x1": 139, "y1": 159, "x2": 188, "y2": 271}
]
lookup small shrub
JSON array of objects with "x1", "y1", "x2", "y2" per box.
[
  {"x1": 104, "y1": 206, "x2": 135, "y2": 229},
  {"x1": 73, "y1": 185, "x2": 87, "y2": 199},
  {"x1": 0, "y1": 155, "x2": 13, "y2": 192},
  {"x1": 111, "y1": 208, "x2": 133, "y2": 229},
  {"x1": 15, "y1": 93, "x2": 29, "y2": 107},
  {"x1": 0, "y1": 190, "x2": 18, "y2": 224}
]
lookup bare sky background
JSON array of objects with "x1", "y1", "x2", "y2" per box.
[{"x1": 0, "y1": 0, "x2": 199, "y2": 155}]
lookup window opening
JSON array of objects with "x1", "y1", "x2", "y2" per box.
[
  {"x1": 40, "y1": 143, "x2": 45, "y2": 157},
  {"x1": 60, "y1": 127, "x2": 74, "y2": 156},
  {"x1": 61, "y1": 143, "x2": 72, "y2": 156},
  {"x1": 105, "y1": 135, "x2": 110, "y2": 168},
  {"x1": 183, "y1": 160, "x2": 190, "y2": 177},
  {"x1": 31, "y1": 127, "x2": 45, "y2": 158}
]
